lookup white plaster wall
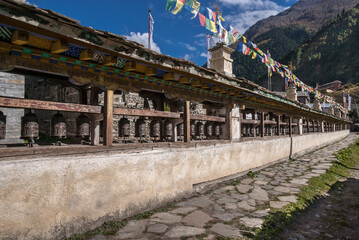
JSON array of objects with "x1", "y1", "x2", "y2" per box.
[{"x1": 0, "y1": 130, "x2": 349, "y2": 239}]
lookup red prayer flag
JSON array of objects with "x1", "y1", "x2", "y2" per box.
[{"x1": 199, "y1": 13, "x2": 206, "y2": 26}]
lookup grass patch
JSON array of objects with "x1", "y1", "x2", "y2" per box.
[
  {"x1": 247, "y1": 171, "x2": 257, "y2": 178},
  {"x1": 66, "y1": 220, "x2": 126, "y2": 240},
  {"x1": 253, "y1": 139, "x2": 359, "y2": 240}
]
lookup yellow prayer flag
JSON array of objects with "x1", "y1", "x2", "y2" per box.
[
  {"x1": 210, "y1": 20, "x2": 217, "y2": 33},
  {"x1": 192, "y1": 0, "x2": 200, "y2": 12},
  {"x1": 252, "y1": 52, "x2": 257, "y2": 59},
  {"x1": 242, "y1": 36, "x2": 247, "y2": 44},
  {"x1": 258, "y1": 50, "x2": 263, "y2": 56},
  {"x1": 172, "y1": 0, "x2": 184, "y2": 14},
  {"x1": 270, "y1": 72, "x2": 273, "y2": 77},
  {"x1": 219, "y1": 12, "x2": 225, "y2": 22}
]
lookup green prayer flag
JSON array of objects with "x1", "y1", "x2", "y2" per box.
[
  {"x1": 185, "y1": 0, "x2": 193, "y2": 7},
  {"x1": 166, "y1": 0, "x2": 175, "y2": 11}
]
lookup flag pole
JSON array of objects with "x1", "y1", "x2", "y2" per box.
[
  {"x1": 267, "y1": 50, "x2": 271, "y2": 90},
  {"x1": 148, "y1": 9, "x2": 151, "y2": 50}
]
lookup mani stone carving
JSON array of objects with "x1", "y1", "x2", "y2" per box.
[{"x1": 209, "y1": 43, "x2": 235, "y2": 77}]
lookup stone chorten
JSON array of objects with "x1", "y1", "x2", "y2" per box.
[
  {"x1": 286, "y1": 82, "x2": 297, "y2": 102},
  {"x1": 313, "y1": 99, "x2": 322, "y2": 111},
  {"x1": 209, "y1": 43, "x2": 235, "y2": 77}
]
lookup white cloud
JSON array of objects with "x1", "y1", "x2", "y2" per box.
[
  {"x1": 194, "y1": 40, "x2": 207, "y2": 47},
  {"x1": 195, "y1": 33, "x2": 207, "y2": 38},
  {"x1": 219, "y1": 0, "x2": 281, "y2": 10},
  {"x1": 183, "y1": 54, "x2": 193, "y2": 60},
  {"x1": 180, "y1": 42, "x2": 196, "y2": 51},
  {"x1": 123, "y1": 32, "x2": 161, "y2": 53},
  {"x1": 226, "y1": 9, "x2": 282, "y2": 34},
  {"x1": 218, "y1": 0, "x2": 286, "y2": 34},
  {"x1": 200, "y1": 52, "x2": 207, "y2": 58}
]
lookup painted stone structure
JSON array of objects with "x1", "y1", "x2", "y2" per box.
[{"x1": 0, "y1": 72, "x2": 24, "y2": 144}]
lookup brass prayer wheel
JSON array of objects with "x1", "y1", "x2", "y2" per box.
[
  {"x1": 164, "y1": 120, "x2": 173, "y2": 138},
  {"x1": 0, "y1": 111, "x2": 6, "y2": 140},
  {"x1": 177, "y1": 123, "x2": 184, "y2": 137},
  {"x1": 205, "y1": 122, "x2": 213, "y2": 137},
  {"x1": 21, "y1": 110, "x2": 39, "y2": 140},
  {"x1": 150, "y1": 119, "x2": 160, "y2": 138},
  {"x1": 51, "y1": 112, "x2": 66, "y2": 138},
  {"x1": 76, "y1": 114, "x2": 90, "y2": 139},
  {"x1": 196, "y1": 122, "x2": 204, "y2": 136},
  {"x1": 190, "y1": 121, "x2": 196, "y2": 137},
  {"x1": 119, "y1": 118, "x2": 130, "y2": 137},
  {"x1": 136, "y1": 118, "x2": 146, "y2": 138}
]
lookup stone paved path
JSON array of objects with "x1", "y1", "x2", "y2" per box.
[{"x1": 92, "y1": 134, "x2": 358, "y2": 240}]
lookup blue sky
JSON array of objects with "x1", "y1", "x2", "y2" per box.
[{"x1": 27, "y1": 0, "x2": 297, "y2": 66}]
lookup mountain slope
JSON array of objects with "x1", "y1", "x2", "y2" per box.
[
  {"x1": 232, "y1": 0, "x2": 359, "y2": 82},
  {"x1": 279, "y1": 4, "x2": 359, "y2": 88}
]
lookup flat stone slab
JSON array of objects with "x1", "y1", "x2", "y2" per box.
[
  {"x1": 261, "y1": 171, "x2": 276, "y2": 177},
  {"x1": 116, "y1": 220, "x2": 148, "y2": 239},
  {"x1": 216, "y1": 196, "x2": 238, "y2": 204},
  {"x1": 150, "y1": 212, "x2": 182, "y2": 224},
  {"x1": 254, "y1": 180, "x2": 268, "y2": 185},
  {"x1": 241, "y1": 178, "x2": 254, "y2": 184},
  {"x1": 164, "y1": 226, "x2": 205, "y2": 238},
  {"x1": 290, "y1": 178, "x2": 308, "y2": 185},
  {"x1": 169, "y1": 207, "x2": 197, "y2": 215},
  {"x1": 240, "y1": 217, "x2": 263, "y2": 228},
  {"x1": 252, "y1": 210, "x2": 269, "y2": 217},
  {"x1": 237, "y1": 201, "x2": 256, "y2": 211},
  {"x1": 236, "y1": 184, "x2": 253, "y2": 193},
  {"x1": 181, "y1": 196, "x2": 215, "y2": 208},
  {"x1": 224, "y1": 202, "x2": 237, "y2": 210},
  {"x1": 249, "y1": 186, "x2": 269, "y2": 201},
  {"x1": 278, "y1": 195, "x2": 298, "y2": 203},
  {"x1": 274, "y1": 186, "x2": 292, "y2": 193},
  {"x1": 146, "y1": 224, "x2": 168, "y2": 234},
  {"x1": 210, "y1": 223, "x2": 242, "y2": 238},
  {"x1": 182, "y1": 210, "x2": 213, "y2": 228},
  {"x1": 270, "y1": 201, "x2": 290, "y2": 209},
  {"x1": 212, "y1": 213, "x2": 238, "y2": 222}
]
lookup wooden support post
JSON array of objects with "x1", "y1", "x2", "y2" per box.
[
  {"x1": 90, "y1": 87, "x2": 100, "y2": 145},
  {"x1": 306, "y1": 119, "x2": 310, "y2": 133},
  {"x1": 103, "y1": 90, "x2": 113, "y2": 146},
  {"x1": 226, "y1": 105, "x2": 233, "y2": 140},
  {"x1": 312, "y1": 120, "x2": 315, "y2": 133},
  {"x1": 298, "y1": 118, "x2": 303, "y2": 135},
  {"x1": 289, "y1": 116, "x2": 293, "y2": 137},
  {"x1": 260, "y1": 112, "x2": 265, "y2": 137},
  {"x1": 184, "y1": 101, "x2": 190, "y2": 143},
  {"x1": 276, "y1": 114, "x2": 280, "y2": 136}
]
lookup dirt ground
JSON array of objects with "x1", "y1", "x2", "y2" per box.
[{"x1": 279, "y1": 164, "x2": 359, "y2": 240}]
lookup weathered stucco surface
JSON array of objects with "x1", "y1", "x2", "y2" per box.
[{"x1": 0, "y1": 130, "x2": 349, "y2": 239}]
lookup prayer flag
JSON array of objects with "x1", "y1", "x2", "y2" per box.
[
  {"x1": 185, "y1": 0, "x2": 193, "y2": 7},
  {"x1": 166, "y1": 0, "x2": 175, "y2": 11},
  {"x1": 251, "y1": 51, "x2": 257, "y2": 59},
  {"x1": 172, "y1": 0, "x2": 185, "y2": 14},
  {"x1": 190, "y1": 0, "x2": 200, "y2": 19},
  {"x1": 242, "y1": 36, "x2": 247, "y2": 44},
  {"x1": 199, "y1": 13, "x2": 206, "y2": 26},
  {"x1": 242, "y1": 44, "x2": 250, "y2": 55},
  {"x1": 219, "y1": 12, "x2": 225, "y2": 22}
]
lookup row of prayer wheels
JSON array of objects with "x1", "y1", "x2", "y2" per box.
[
  {"x1": 118, "y1": 118, "x2": 222, "y2": 141},
  {"x1": 0, "y1": 111, "x2": 5, "y2": 140},
  {"x1": 20, "y1": 110, "x2": 91, "y2": 145}
]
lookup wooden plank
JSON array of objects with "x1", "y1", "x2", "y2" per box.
[
  {"x1": 114, "y1": 108, "x2": 180, "y2": 119},
  {"x1": 260, "y1": 112, "x2": 264, "y2": 137},
  {"x1": 276, "y1": 114, "x2": 280, "y2": 136},
  {"x1": 241, "y1": 119, "x2": 260, "y2": 125},
  {"x1": 289, "y1": 116, "x2": 292, "y2": 137},
  {"x1": 104, "y1": 90, "x2": 113, "y2": 146},
  {"x1": 184, "y1": 101, "x2": 190, "y2": 143},
  {"x1": 0, "y1": 96, "x2": 101, "y2": 113},
  {"x1": 189, "y1": 114, "x2": 225, "y2": 123},
  {"x1": 226, "y1": 105, "x2": 233, "y2": 140}
]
